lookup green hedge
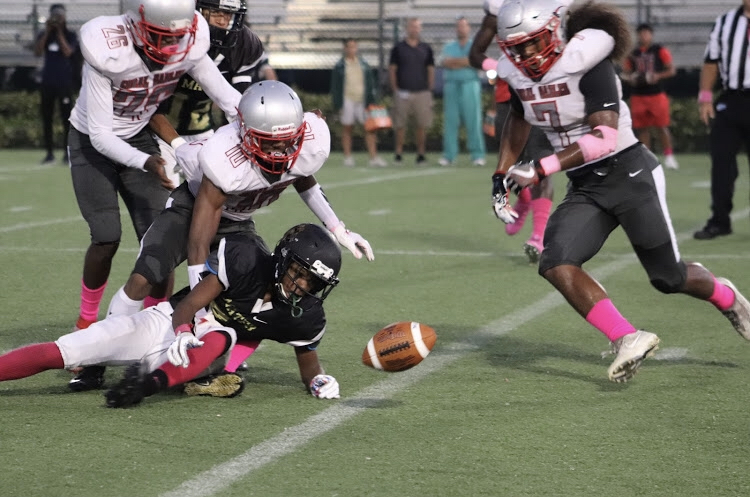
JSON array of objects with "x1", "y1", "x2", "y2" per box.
[{"x1": 0, "y1": 89, "x2": 710, "y2": 153}]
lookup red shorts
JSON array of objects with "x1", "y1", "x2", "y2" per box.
[{"x1": 629, "y1": 93, "x2": 671, "y2": 128}]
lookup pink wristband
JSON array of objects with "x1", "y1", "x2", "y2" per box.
[
  {"x1": 538, "y1": 154, "x2": 562, "y2": 177},
  {"x1": 174, "y1": 323, "x2": 193, "y2": 335},
  {"x1": 698, "y1": 90, "x2": 713, "y2": 103},
  {"x1": 482, "y1": 57, "x2": 497, "y2": 72}
]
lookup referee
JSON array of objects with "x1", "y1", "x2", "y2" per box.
[{"x1": 695, "y1": 1, "x2": 750, "y2": 240}]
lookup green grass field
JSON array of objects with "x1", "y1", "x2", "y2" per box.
[{"x1": 1, "y1": 149, "x2": 750, "y2": 497}]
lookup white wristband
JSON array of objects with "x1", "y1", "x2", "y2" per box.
[
  {"x1": 188, "y1": 264, "x2": 204, "y2": 289},
  {"x1": 170, "y1": 137, "x2": 187, "y2": 149}
]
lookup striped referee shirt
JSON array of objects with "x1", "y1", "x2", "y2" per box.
[{"x1": 705, "y1": 7, "x2": 750, "y2": 90}]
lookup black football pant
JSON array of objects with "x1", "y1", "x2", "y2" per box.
[{"x1": 40, "y1": 84, "x2": 73, "y2": 156}]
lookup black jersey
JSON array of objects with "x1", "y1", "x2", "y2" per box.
[
  {"x1": 169, "y1": 232, "x2": 327, "y2": 349},
  {"x1": 158, "y1": 27, "x2": 265, "y2": 136}
]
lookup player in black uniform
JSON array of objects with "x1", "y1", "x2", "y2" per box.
[
  {"x1": 105, "y1": 223, "x2": 343, "y2": 407},
  {"x1": 149, "y1": 0, "x2": 266, "y2": 175}
]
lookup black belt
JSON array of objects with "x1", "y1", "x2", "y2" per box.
[{"x1": 565, "y1": 143, "x2": 641, "y2": 179}]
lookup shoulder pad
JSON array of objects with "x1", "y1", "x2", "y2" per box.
[
  {"x1": 79, "y1": 16, "x2": 135, "y2": 73},
  {"x1": 562, "y1": 29, "x2": 615, "y2": 75}
]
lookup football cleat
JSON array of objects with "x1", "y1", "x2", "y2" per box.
[
  {"x1": 717, "y1": 277, "x2": 750, "y2": 340},
  {"x1": 523, "y1": 235, "x2": 544, "y2": 264},
  {"x1": 68, "y1": 365, "x2": 106, "y2": 392},
  {"x1": 607, "y1": 330, "x2": 660, "y2": 383},
  {"x1": 73, "y1": 316, "x2": 95, "y2": 332},
  {"x1": 184, "y1": 372, "x2": 245, "y2": 398},
  {"x1": 663, "y1": 155, "x2": 679, "y2": 170},
  {"x1": 105, "y1": 363, "x2": 146, "y2": 408}
]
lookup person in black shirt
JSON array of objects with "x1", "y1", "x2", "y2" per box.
[
  {"x1": 694, "y1": 1, "x2": 750, "y2": 240},
  {"x1": 0, "y1": 224, "x2": 343, "y2": 405},
  {"x1": 33, "y1": 3, "x2": 78, "y2": 164}
]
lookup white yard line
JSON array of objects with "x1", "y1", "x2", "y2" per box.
[{"x1": 160, "y1": 207, "x2": 750, "y2": 497}]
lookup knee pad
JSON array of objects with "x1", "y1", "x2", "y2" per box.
[{"x1": 650, "y1": 269, "x2": 686, "y2": 294}]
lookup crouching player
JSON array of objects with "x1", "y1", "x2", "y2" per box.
[{"x1": 0, "y1": 224, "x2": 343, "y2": 404}]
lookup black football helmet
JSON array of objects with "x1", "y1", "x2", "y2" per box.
[
  {"x1": 273, "y1": 224, "x2": 342, "y2": 315},
  {"x1": 197, "y1": 0, "x2": 247, "y2": 49}
]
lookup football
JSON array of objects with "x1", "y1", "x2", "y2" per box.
[{"x1": 362, "y1": 321, "x2": 437, "y2": 372}]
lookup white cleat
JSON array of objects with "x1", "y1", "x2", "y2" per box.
[
  {"x1": 717, "y1": 277, "x2": 750, "y2": 340},
  {"x1": 607, "y1": 330, "x2": 660, "y2": 383},
  {"x1": 663, "y1": 155, "x2": 679, "y2": 170}
]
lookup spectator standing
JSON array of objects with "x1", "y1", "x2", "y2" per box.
[
  {"x1": 331, "y1": 38, "x2": 387, "y2": 167},
  {"x1": 33, "y1": 3, "x2": 78, "y2": 165},
  {"x1": 622, "y1": 23, "x2": 679, "y2": 170},
  {"x1": 438, "y1": 16, "x2": 485, "y2": 167},
  {"x1": 694, "y1": 0, "x2": 750, "y2": 240},
  {"x1": 389, "y1": 17, "x2": 435, "y2": 166}
]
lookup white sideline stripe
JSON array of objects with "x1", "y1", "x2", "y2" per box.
[
  {"x1": 161, "y1": 208, "x2": 750, "y2": 497},
  {"x1": 0, "y1": 170, "x2": 447, "y2": 233},
  {"x1": 0, "y1": 217, "x2": 82, "y2": 233},
  {"x1": 159, "y1": 256, "x2": 638, "y2": 497}
]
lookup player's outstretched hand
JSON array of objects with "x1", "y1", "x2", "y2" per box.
[
  {"x1": 332, "y1": 223, "x2": 374, "y2": 261},
  {"x1": 144, "y1": 154, "x2": 175, "y2": 190},
  {"x1": 309, "y1": 374, "x2": 340, "y2": 399}
]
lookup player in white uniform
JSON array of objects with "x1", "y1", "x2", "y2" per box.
[
  {"x1": 492, "y1": 0, "x2": 750, "y2": 382},
  {"x1": 0, "y1": 224, "x2": 342, "y2": 403},
  {"x1": 71, "y1": 82, "x2": 373, "y2": 392},
  {"x1": 67, "y1": 0, "x2": 242, "y2": 339}
]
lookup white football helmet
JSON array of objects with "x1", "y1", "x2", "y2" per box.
[
  {"x1": 237, "y1": 81, "x2": 306, "y2": 175},
  {"x1": 123, "y1": 0, "x2": 198, "y2": 64},
  {"x1": 496, "y1": 0, "x2": 568, "y2": 79}
]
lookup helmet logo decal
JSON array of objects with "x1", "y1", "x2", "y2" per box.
[{"x1": 311, "y1": 259, "x2": 334, "y2": 280}]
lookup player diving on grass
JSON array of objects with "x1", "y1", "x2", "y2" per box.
[
  {"x1": 490, "y1": 0, "x2": 750, "y2": 382},
  {"x1": 0, "y1": 224, "x2": 343, "y2": 403},
  {"x1": 69, "y1": 81, "x2": 374, "y2": 392}
]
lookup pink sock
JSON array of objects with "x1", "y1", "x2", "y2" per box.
[
  {"x1": 80, "y1": 280, "x2": 107, "y2": 322},
  {"x1": 0, "y1": 342, "x2": 64, "y2": 381},
  {"x1": 143, "y1": 296, "x2": 168, "y2": 309},
  {"x1": 586, "y1": 299, "x2": 637, "y2": 342},
  {"x1": 225, "y1": 340, "x2": 261, "y2": 373},
  {"x1": 663, "y1": 148, "x2": 673, "y2": 156},
  {"x1": 505, "y1": 188, "x2": 532, "y2": 236},
  {"x1": 708, "y1": 277, "x2": 735, "y2": 311},
  {"x1": 158, "y1": 332, "x2": 229, "y2": 388},
  {"x1": 530, "y1": 197, "x2": 552, "y2": 241}
]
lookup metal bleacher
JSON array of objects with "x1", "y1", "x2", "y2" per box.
[{"x1": 0, "y1": 0, "x2": 738, "y2": 72}]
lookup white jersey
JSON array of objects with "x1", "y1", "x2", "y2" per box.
[
  {"x1": 176, "y1": 111, "x2": 331, "y2": 221},
  {"x1": 69, "y1": 13, "x2": 241, "y2": 170},
  {"x1": 496, "y1": 29, "x2": 638, "y2": 166}
]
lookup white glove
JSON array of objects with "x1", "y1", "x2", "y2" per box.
[
  {"x1": 309, "y1": 374, "x2": 340, "y2": 399},
  {"x1": 332, "y1": 223, "x2": 374, "y2": 261},
  {"x1": 506, "y1": 161, "x2": 541, "y2": 191},
  {"x1": 492, "y1": 193, "x2": 519, "y2": 224},
  {"x1": 167, "y1": 332, "x2": 204, "y2": 368}
]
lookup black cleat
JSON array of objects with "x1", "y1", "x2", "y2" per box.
[
  {"x1": 104, "y1": 363, "x2": 146, "y2": 408},
  {"x1": 68, "y1": 366, "x2": 106, "y2": 392}
]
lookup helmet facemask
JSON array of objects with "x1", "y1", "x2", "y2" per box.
[
  {"x1": 199, "y1": 0, "x2": 246, "y2": 49},
  {"x1": 128, "y1": 6, "x2": 197, "y2": 65},
  {"x1": 497, "y1": 2, "x2": 567, "y2": 80},
  {"x1": 238, "y1": 119, "x2": 305, "y2": 175}
]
